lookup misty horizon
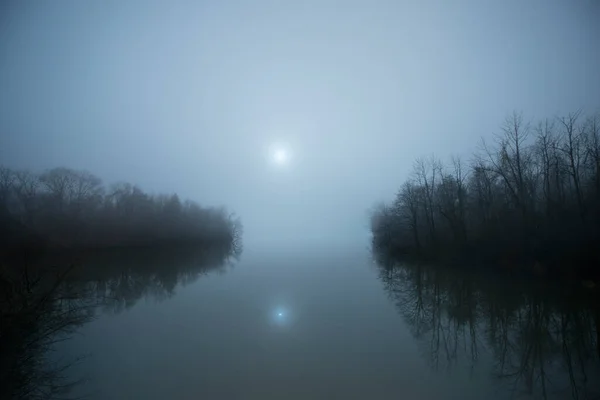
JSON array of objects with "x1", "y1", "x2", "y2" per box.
[
  {"x1": 2, "y1": 1, "x2": 600, "y2": 248},
  {"x1": 2, "y1": 2, "x2": 600, "y2": 399}
]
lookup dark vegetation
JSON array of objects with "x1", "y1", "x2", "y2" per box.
[
  {"x1": 0, "y1": 166, "x2": 242, "y2": 252},
  {"x1": 371, "y1": 112, "x2": 600, "y2": 279},
  {"x1": 0, "y1": 264, "x2": 99, "y2": 400},
  {"x1": 0, "y1": 242, "x2": 239, "y2": 400},
  {"x1": 373, "y1": 248, "x2": 600, "y2": 400},
  {"x1": 0, "y1": 165, "x2": 243, "y2": 399}
]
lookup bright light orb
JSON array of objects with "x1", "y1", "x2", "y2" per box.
[
  {"x1": 271, "y1": 307, "x2": 290, "y2": 326},
  {"x1": 273, "y1": 149, "x2": 287, "y2": 164}
]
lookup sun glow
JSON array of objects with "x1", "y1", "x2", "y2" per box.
[{"x1": 273, "y1": 148, "x2": 287, "y2": 164}]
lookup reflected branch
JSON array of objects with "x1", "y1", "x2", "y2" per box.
[{"x1": 372, "y1": 245, "x2": 600, "y2": 399}]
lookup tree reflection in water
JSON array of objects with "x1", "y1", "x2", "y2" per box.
[
  {"x1": 67, "y1": 244, "x2": 239, "y2": 315},
  {"x1": 373, "y1": 248, "x2": 600, "y2": 400},
  {"x1": 1, "y1": 243, "x2": 240, "y2": 400}
]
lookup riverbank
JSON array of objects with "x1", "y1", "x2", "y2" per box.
[{"x1": 370, "y1": 111, "x2": 600, "y2": 281}]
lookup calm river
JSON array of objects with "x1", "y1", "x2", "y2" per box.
[{"x1": 51, "y1": 245, "x2": 599, "y2": 400}]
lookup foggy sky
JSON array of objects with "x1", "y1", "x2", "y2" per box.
[{"x1": 1, "y1": 0, "x2": 599, "y2": 247}]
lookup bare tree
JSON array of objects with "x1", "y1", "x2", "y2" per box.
[
  {"x1": 39, "y1": 168, "x2": 75, "y2": 213},
  {"x1": 535, "y1": 119, "x2": 557, "y2": 218},
  {"x1": 396, "y1": 181, "x2": 422, "y2": 250},
  {"x1": 413, "y1": 155, "x2": 442, "y2": 248},
  {"x1": 467, "y1": 161, "x2": 498, "y2": 234},
  {"x1": 583, "y1": 113, "x2": 600, "y2": 200},
  {"x1": 477, "y1": 112, "x2": 534, "y2": 225},
  {"x1": 436, "y1": 155, "x2": 469, "y2": 243},
  {"x1": 0, "y1": 166, "x2": 15, "y2": 211},
  {"x1": 12, "y1": 170, "x2": 40, "y2": 225},
  {"x1": 557, "y1": 111, "x2": 586, "y2": 222}
]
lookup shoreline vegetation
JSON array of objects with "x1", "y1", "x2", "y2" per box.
[
  {"x1": 0, "y1": 166, "x2": 242, "y2": 255},
  {"x1": 370, "y1": 111, "x2": 600, "y2": 281},
  {"x1": 0, "y1": 165, "x2": 242, "y2": 399}
]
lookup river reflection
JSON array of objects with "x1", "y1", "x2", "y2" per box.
[
  {"x1": 66, "y1": 245, "x2": 239, "y2": 315},
  {"x1": 0, "y1": 244, "x2": 239, "y2": 400},
  {"x1": 6, "y1": 244, "x2": 599, "y2": 399},
  {"x1": 373, "y1": 250, "x2": 600, "y2": 399}
]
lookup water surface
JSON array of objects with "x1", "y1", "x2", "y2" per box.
[{"x1": 55, "y1": 246, "x2": 599, "y2": 399}]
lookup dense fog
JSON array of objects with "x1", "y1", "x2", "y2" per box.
[{"x1": 2, "y1": 1, "x2": 599, "y2": 249}]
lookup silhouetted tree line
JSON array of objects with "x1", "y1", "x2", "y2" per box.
[
  {"x1": 0, "y1": 166, "x2": 242, "y2": 252},
  {"x1": 374, "y1": 249, "x2": 600, "y2": 399},
  {"x1": 371, "y1": 111, "x2": 600, "y2": 276}
]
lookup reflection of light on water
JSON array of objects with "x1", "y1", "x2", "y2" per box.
[{"x1": 272, "y1": 307, "x2": 290, "y2": 326}]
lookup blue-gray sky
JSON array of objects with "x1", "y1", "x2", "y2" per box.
[{"x1": 1, "y1": 0, "x2": 599, "y2": 247}]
